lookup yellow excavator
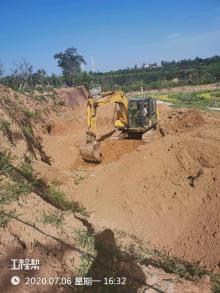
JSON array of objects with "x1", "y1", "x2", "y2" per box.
[{"x1": 80, "y1": 90, "x2": 158, "y2": 163}]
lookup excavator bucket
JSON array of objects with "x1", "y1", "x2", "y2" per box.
[{"x1": 80, "y1": 132, "x2": 102, "y2": 163}]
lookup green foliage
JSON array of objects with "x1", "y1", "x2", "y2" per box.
[
  {"x1": 54, "y1": 47, "x2": 86, "y2": 86},
  {"x1": 34, "y1": 95, "x2": 46, "y2": 102},
  {"x1": 212, "y1": 274, "x2": 220, "y2": 293},
  {"x1": 45, "y1": 185, "x2": 87, "y2": 216},
  {"x1": 74, "y1": 229, "x2": 95, "y2": 275},
  {"x1": 0, "y1": 210, "x2": 15, "y2": 228},
  {"x1": 41, "y1": 210, "x2": 64, "y2": 228},
  {"x1": 19, "y1": 162, "x2": 34, "y2": 180},
  {"x1": 74, "y1": 229, "x2": 95, "y2": 249},
  {"x1": 74, "y1": 72, "x2": 92, "y2": 88},
  {"x1": 178, "y1": 93, "x2": 201, "y2": 103},
  {"x1": 0, "y1": 152, "x2": 13, "y2": 175},
  {"x1": 2, "y1": 54, "x2": 220, "y2": 91},
  {"x1": 91, "y1": 55, "x2": 220, "y2": 91},
  {"x1": 21, "y1": 125, "x2": 34, "y2": 139},
  {"x1": 0, "y1": 120, "x2": 14, "y2": 144},
  {"x1": 22, "y1": 109, "x2": 34, "y2": 119},
  {"x1": 0, "y1": 120, "x2": 11, "y2": 134}
]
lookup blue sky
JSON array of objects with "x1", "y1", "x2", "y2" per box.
[{"x1": 0, "y1": 0, "x2": 220, "y2": 74}]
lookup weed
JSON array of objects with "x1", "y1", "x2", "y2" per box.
[
  {"x1": 22, "y1": 109, "x2": 34, "y2": 119},
  {"x1": 34, "y1": 95, "x2": 46, "y2": 102},
  {"x1": 115, "y1": 230, "x2": 207, "y2": 281},
  {"x1": 41, "y1": 210, "x2": 64, "y2": 228},
  {"x1": 0, "y1": 152, "x2": 86, "y2": 220},
  {"x1": 74, "y1": 229, "x2": 95, "y2": 250},
  {"x1": 77, "y1": 254, "x2": 94, "y2": 276},
  {"x1": 45, "y1": 185, "x2": 87, "y2": 216},
  {"x1": 0, "y1": 120, "x2": 14, "y2": 144},
  {"x1": 21, "y1": 125, "x2": 34, "y2": 140},
  {"x1": 0, "y1": 210, "x2": 15, "y2": 228},
  {"x1": 31, "y1": 239, "x2": 41, "y2": 248},
  {"x1": 212, "y1": 274, "x2": 220, "y2": 293},
  {"x1": 35, "y1": 87, "x2": 45, "y2": 93},
  {"x1": 0, "y1": 120, "x2": 11, "y2": 134},
  {"x1": 55, "y1": 100, "x2": 65, "y2": 106},
  {"x1": 0, "y1": 181, "x2": 31, "y2": 205},
  {"x1": 0, "y1": 152, "x2": 13, "y2": 175},
  {"x1": 74, "y1": 175, "x2": 85, "y2": 185},
  {"x1": 74, "y1": 229, "x2": 95, "y2": 275},
  {"x1": 19, "y1": 162, "x2": 34, "y2": 181},
  {"x1": 8, "y1": 181, "x2": 32, "y2": 197}
]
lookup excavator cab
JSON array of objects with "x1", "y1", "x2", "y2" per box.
[{"x1": 127, "y1": 97, "x2": 158, "y2": 134}]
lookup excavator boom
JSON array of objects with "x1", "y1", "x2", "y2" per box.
[{"x1": 80, "y1": 91, "x2": 128, "y2": 163}]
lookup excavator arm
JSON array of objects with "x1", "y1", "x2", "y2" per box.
[{"x1": 80, "y1": 90, "x2": 129, "y2": 163}]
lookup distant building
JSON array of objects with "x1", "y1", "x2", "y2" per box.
[{"x1": 143, "y1": 63, "x2": 158, "y2": 69}]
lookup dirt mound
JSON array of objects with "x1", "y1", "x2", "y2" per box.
[
  {"x1": 159, "y1": 109, "x2": 205, "y2": 135},
  {"x1": 55, "y1": 86, "x2": 89, "y2": 108},
  {"x1": 176, "y1": 109, "x2": 205, "y2": 128}
]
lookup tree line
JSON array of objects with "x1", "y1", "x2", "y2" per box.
[{"x1": 0, "y1": 48, "x2": 220, "y2": 92}]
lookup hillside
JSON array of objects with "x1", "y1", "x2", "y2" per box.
[{"x1": 92, "y1": 55, "x2": 220, "y2": 91}]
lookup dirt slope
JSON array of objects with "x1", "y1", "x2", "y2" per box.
[{"x1": 41, "y1": 103, "x2": 220, "y2": 273}]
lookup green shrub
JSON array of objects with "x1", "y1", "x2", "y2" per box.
[
  {"x1": 41, "y1": 210, "x2": 64, "y2": 227},
  {"x1": 22, "y1": 109, "x2": 34, "y2": 119}
]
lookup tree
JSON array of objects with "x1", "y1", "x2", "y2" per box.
[
  {"x1": 54, "y1": 47, "x2": 86, "y2": 85},
  {"x1": 32, "y1": 69, "x2": 48, "y2": 86},
  {"x1": 11, "y1": 60, "x2": 34, "y2": 90}
]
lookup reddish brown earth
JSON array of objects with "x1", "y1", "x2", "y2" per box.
[
  {"x1": 1, "y1": 85, "x2": 219, "y2": 292},
  {"x1": 41, "y1": 102, "x2": 220, "y2": 273}
]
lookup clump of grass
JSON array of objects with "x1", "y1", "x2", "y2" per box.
[
  {"x1": 116, "y1": 230, "x2": 207, "y2": 281},
  {"x1": 35, "y1": 87, "x2": 45, "y2": 93},
  {"x1": 22, "y1": 109, "x2": 35, "y2": 119},
  {"x1": 211, "y1": 274, "x2": 220, "y2": 293},
  {"x1": 34, "y1": 95, "x2": 46, "y2": 102},
  {"x1": 77, "y1": 254, "x2": 94, "y2": 276},
  {"x1": 0, "y1": 210, "x2": 16, "y2": 228},
  {"x1": 0, "y1": 120, "x2": 14, "y2": 144},
  {"x1": 75, "y1": 229, "x2": 95, "y2": 249},
  {"x1": 0, "y1": 152, "x2": 13, "y2": 175},
  {"x1": 21, "y1": 125, "x2": 34, "y2": 140},
  {"x1": 19, "y1": 162, "x2": 34, "y2": 180},
  {"x1": 74, "y1": 229, "x2": 95, "y2": 275},
  {"x1": 0, "y1": 181, "x2": 32, "y2": 205},
  {"x1": 45, "y1": 185, "x2": 87, "y2": 216},
  {"x1": 55, "y1": 100, "x2": 65, "y2": 106},
  {"x1": 74, "y1": 175, "x2": 86, "y2": 185},
  {"x1": 41, "y1": 210, "x2": 64, "y2": 228},
  {"x1": 0, "y1": 120, "x2": 11, "y2": 134},
  {"x1": 0, "y1": 152, "x2": 87, "y2": 218}
]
